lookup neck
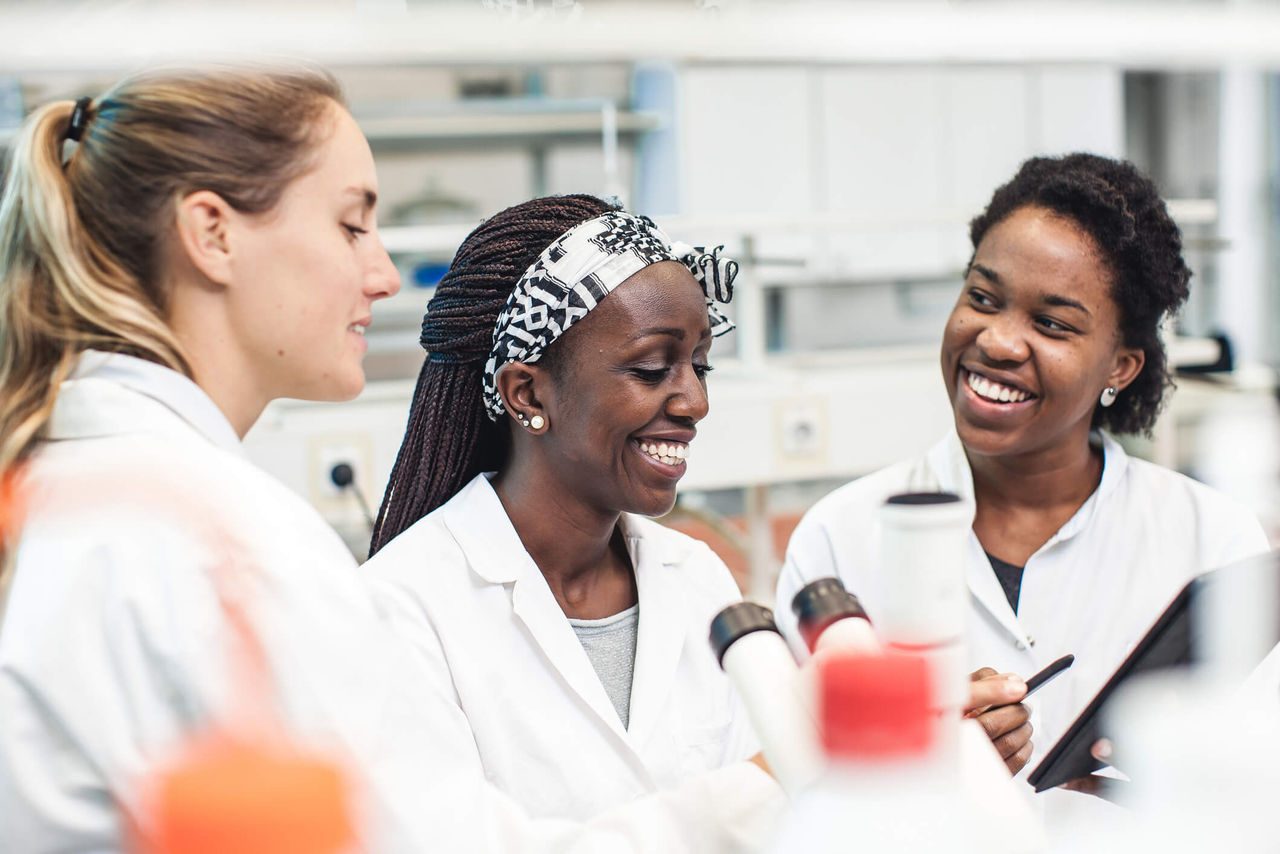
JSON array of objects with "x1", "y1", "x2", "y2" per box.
[
  {"x1": 966, "y1": 425, "x2": 1103, "y2": 513},
  {"x1": 491, "y1": 450, "x2": 630, "y2": 609},
  {"x1": 166, "y1": 282, "x2": 270, "y2": 439}
]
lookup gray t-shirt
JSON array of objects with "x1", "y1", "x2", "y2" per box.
[{"x1": 568, "y1": 604, "x2": 639, "y2": 729}]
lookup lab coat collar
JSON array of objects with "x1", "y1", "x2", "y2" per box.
[
  {"x1": 48, "y1": 350, "x2": 244, "y2": 456},
  {"x1": 926, "y1": 429, "x2": 1131, "y2": 648},
  {"x1": 441, "y1": 474, "x2": 687, "y2": 760},
  {"x1": 928, "y1": 428, "x2": 1130, "y2": 545}
]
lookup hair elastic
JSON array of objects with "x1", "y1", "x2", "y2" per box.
[{"x1": 66, "y1": 97, "x2": 92, "y2": 142}]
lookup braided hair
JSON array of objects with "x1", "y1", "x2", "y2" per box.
[{"x1": 369, "y1": 194, "x2": 619, "y2": 556}]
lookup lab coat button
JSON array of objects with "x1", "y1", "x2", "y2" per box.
[{"x1": 1027, "y1": 636, "x2": 1036, "y2": 647}]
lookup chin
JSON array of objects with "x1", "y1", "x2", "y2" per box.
[
  {"x1": 954, "y1": 416, "x2": 1023, "y2": 459},
  {"x1": 629, "y1": 489, "x2": 679, "y2": 519},
  {"x1": 307, "y1": 366, "x2": 366, "y2": 403}
]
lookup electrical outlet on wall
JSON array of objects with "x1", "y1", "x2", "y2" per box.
[
  {"x1": 309, "y1": 434, "x2": 374, "y2": 509},
  {"x1": 776, "y1": 397, "x2": 827, "y2": 460}
]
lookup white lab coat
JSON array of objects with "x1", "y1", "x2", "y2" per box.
[
  {"x1": 362, "y1": 473, "x2": 778, "y2": 824},
  {"x1": 774, "y1": 430, "x2": 1271, "y2": 777},
  {"x1": 0, "y1": 352, "x2": 782, "y2": 853}
]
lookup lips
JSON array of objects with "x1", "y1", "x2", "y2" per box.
[
  {"x1": 637, "y1": 439, "x2": 689, "y2": 465},
  {"x1": 963, "y1": 367, "x2": 1037, "y2": 404},
  {"x1": 631, "y1": 437, "x2": 692, "y2": 481},
  {"x1": 956, "y1": 367, "x2": 1039, "y2": 426}
]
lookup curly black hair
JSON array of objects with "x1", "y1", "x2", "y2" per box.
[{"x1": 968, "y1": 153, "x2": 1191, "y2": 436}]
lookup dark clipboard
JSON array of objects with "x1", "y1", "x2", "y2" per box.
[{"x1": 1027, "y1": 551, "x2": 1279, "y2": 793}]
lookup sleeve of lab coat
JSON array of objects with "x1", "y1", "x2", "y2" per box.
[
  {"x1": 773, "y1": 509, "x2": 841, "y2": 662},
  {"x1": 370, "y1": 576, "x2": 787, "y2": 854},
  {"x1": 1205, "y1": 507, "x2": 1271, "y2": 570}
]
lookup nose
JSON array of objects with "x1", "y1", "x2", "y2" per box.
[
  {"x1": 365, "y1": 234, "x2": 401, "y2": 301},
  {"x1": 667, "y1": 364, "x2": 710, "y2": 423},
  {"x1": 975, "y1": 313, "x2": 1030, "y2": 365}
]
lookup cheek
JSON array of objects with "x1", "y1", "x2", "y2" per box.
[
  {"x1": 941, "y1": 313, "x2": 975, "y2": 355},
  {"x1": 1037, "y1": 344, "x2": 1109, "y2": 403}
]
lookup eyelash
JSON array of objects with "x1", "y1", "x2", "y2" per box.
[
  {"x1": 967, "y1": 288, "x2": 997, "y2": 310},
  {"x1": 632, "y1": 364, "x2": 714, "y2": 383},
  {"x1": 1036, "y1": 317, "x2": 1073, "y2": 335},
  {"x1": 969, "y1": 289, "x2": 1076, "y2": 336},
  {"x1": 343, "y1": 224, "x2": 368, "y2": 241}
]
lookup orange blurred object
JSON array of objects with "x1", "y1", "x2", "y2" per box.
[
  {"x1": 0, "y1": 465, "x2": 26, "y2": 544},
  {"x1": 134, "y1": 734, "x2": 357, "y2": 854}
]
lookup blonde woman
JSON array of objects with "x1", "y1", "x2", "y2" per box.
[{"x1": 0, "y1": 69, "x2": 781, "y2": 852}]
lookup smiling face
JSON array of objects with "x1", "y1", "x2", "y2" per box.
[
  {"x1": 941, "y1": 205, "x2": 1144, "y2": 460},
  {"x1": 517, "y1": 261, "x2": 714, "y2": 518},
  {"x1": 226, "y1": 102, "x2": 400, "y2": 402}
]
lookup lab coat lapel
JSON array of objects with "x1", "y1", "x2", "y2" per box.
[
  {"x1": 622, "y1": 517, "x2": 687, "y2": 752},
  {"x1": 964, "y1": 532, "x2": 1027, "y2": 645},
  {"x1": 508, "y1": 568, "x2": 632, "y2": 746},
  {"x1": 444, "y1": 477, "x2": 635, "y2": 745}
]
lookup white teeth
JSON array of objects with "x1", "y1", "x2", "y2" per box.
[
  {"x1": 967, "y1": 370, "x2": 1030, "y2": 404},
  {"x1": 350, "y1": 325, "x2": 365, "y2": 335},
  {"x1": 638, "y1": 440, "x2": 689, "y2": 464}
]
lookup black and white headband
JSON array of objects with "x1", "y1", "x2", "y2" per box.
[{"x1": 481, "y1": 210, "x2": 737, "y2": 421}]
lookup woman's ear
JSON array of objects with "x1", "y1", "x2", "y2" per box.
[
  {"x1": 1108, "y1": 345, "x2": 1146, "y2": 392},
  {"x1": 173, "y1": 190, "x2": 235, "y2": 288},
  {"x1": 496, "y1": 361, "x2": 553, "y2": 432}
]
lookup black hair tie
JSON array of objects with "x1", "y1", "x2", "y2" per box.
[{"x1": 66, "y1": 97, "x2": 92, "y2": 142}]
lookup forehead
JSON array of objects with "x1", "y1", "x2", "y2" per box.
[
  {"x1": 289, "y1": 103, "x2": 378, "y2": 198},
  {"x1": 579, "y1": 261, "x2": 710, "y2": 337},
  {"x1": 974, "y1": 206, "x2": 1114, "y2": 305}
]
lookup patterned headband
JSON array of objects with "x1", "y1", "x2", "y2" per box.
[{"x1": 480, "y1": 210, "x2": 738, "y2": 421}]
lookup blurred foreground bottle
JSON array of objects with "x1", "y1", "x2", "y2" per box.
[{"x1": 771, "y1": 653, "x2": 974, "y2": 853}]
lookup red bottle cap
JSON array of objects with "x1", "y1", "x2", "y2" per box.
[{"x1": 820, "y1": 653, "x2": 933, "y2": 760}]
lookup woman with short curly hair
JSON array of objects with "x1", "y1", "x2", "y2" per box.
[{"x1": 775, "y1": 153, "x2": 1270, "y2": 785}]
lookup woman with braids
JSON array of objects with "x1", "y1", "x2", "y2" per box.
[
  {"x1": 0, "y1": 74, "x2": 786, "y2": 853},
  {"x1": 775, "y1": 153, "x2": 1271, "y2": 787},
  {"x1": 361, "y1": 195, "x2": 792, "y2": 828},
  {"x1": 361, "y1": 194, "x2": 1026, "y2": 825}
]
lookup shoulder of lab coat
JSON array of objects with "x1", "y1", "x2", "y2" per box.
[
  {"x1": 1118, "y1": 452, "x2": 1270, "y2": 566},
  {"x1": 774, "y1": 453, "x2": 926, "y2": 658},
  {"x1": 1, "y1": 358, "x2": 782, "y2": 853}
]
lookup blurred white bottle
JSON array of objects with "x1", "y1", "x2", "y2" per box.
[{"x1": 878, "y1": 491, "x2": 971, "y2": 755}]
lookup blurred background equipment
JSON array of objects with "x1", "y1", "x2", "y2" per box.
[{"x1": 1, "y1": 1, "x2": 1277, "y2": 593}]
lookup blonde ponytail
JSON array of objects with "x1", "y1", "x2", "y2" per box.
[{"x1": 0, "y1": 67, "x2": 343, "y2": 566}]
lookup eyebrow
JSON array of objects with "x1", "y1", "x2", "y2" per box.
[
  {"x1": 970, "y1": 263, "x2": 1001, "y2": 285},
  {"x1": 1043, "y1": 294, "x2": 1091, "y2": 316},
  {"x1": 971, "y1": 263, "x2": 1092, "y2": 317},
  {"x1": 629, "y1": 325, "x2": 713, "y2": 342},
  {"x1": 344, "y1": 186, "x2": 378, "y2": 212}
]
